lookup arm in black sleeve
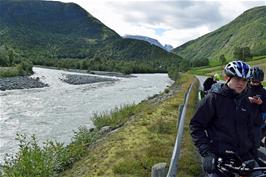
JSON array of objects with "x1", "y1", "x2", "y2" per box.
[
  {"x1": 189, "y1": 94, "x2": 216, "y2": 157},
  {"x1": 248, "y1": 110, "x2": 260, "y2": 157},
  {"x1": 259, "y1": 89, "x2": 266, "y2": 113}
]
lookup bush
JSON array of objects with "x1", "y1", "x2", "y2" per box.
[
  {"x1": 65, "y1": 127, "x2": 98, "y2": 164},
  {"x1": 179, "y1": 60, "x2": 190, "y2": 72},
  {"x1": 168, "y1": 67, "x2": 180, "y2": 80},
  {"x1": 233, "y1": 47, "x2": 252, "y2": 61},
  {"x1": 191, "y1": 57, "x2": 209, "y2": 67},
  {"x1": 1, "y1": 134, "x2": 58, "y2": 177},
  {"x1": 1, "y1": 128, "x2": 98, "y2": 177},
  {"x1": 0, "y1": 67, "x2": 19, "y2": 77},
  {"x1": 219, "y1": 54, "x2": 226, "y2": 65},
  {"x1": 15, "y1": 60, "x2": 33, "y2": 76}
]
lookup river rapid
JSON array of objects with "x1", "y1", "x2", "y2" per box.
[{"x1": 0, "y1": 67, "x2": 173, "y2": 162}]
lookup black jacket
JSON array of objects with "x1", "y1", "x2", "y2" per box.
[
  {"x1": 203, "y1": 77, "x2": 217, "y2": 91},
  {"x1": 247, "y1": 83, "x2": 266, "y2": 114},
  {"x1": 190, "y1": 83, "x2": 259, "y2": 161}
]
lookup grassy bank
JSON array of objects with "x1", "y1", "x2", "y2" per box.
[{"x1": 59, "y1": 74, "x2": 196, "y2": 177}]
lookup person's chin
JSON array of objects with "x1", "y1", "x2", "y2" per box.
[{"x1": 236, "y1": 88, "x2": 244, "y2": 93}]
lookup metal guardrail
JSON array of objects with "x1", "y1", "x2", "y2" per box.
[
  {"x1": 166, "y1": 83, "x2": 193, "y2": 177},
  {"x1": 176, "y1": 104, "x2": 184, "y2": 128},
  {"x1": 151, "y1": 83, "x2": 194, "y2": 177}
]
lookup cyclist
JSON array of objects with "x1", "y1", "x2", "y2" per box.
[
  {"x1": 190, "y1": 60, "x2": 262, "y2": 177},
  {"x1": 203, "y1": 75, "x2": 217, "y2": 93},
  {"x1": 248, "y1": 66, "x2": 266, "y2": 147}
]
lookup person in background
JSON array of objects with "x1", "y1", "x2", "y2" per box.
[
  {"x1": 248, "y1": 66, "x2": 266, "y2": 147},
  {"x1": 190, "y1": 60, "x2": 261, "y2": 177},
  {"x1": 203, "y1": 74, "x2": 219, "y2": 93}
]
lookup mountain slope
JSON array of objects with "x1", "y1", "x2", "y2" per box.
[
  {"x1": 95, "y1": 38, "x2": 177, "y2": 60},
  {"x1": 0, "y1": 1, "x2": 118, "y2": 39},
  {"x1": 172, "y1": 6, "x2": 266, "y2": 61},
  {"x1": 0, "y1": 0, "x2": 181, "y2": 63},
  {"x1": 0, "y1": 0, "x2": 120, "y2": 57}
]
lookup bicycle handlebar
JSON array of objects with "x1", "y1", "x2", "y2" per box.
[
  {"x1": 221, "y1": 163, "x2": 266, "y2": 173},
  {"x1": 216, "y1": 157, "x2": 266, "y2": 176}
]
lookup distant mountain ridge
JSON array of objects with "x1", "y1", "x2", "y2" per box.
[
  {"x1": 0, "y1": 0, "x2": 180, "y2": 63},
  {"x1": 164, "y1": 44, "x2": 174, "y2": 52},
  {"x1": 172, "y1": 6, "x2": 266, "y2": 61},
  {"x1": 124, "y1": 35, "x2": 173, "y2": 52}
]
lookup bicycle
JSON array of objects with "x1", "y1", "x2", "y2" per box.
[{"x1": 215, "y1": 151, "x2": 266, "y2": 177}]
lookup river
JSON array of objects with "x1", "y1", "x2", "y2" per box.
[{"x1": 0, "y1": 67, "x2": 173, "y2": 163}]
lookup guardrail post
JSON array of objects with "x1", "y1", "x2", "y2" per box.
[{"x1": 151, "y1": 163, "x2": 168, "y2": 177}]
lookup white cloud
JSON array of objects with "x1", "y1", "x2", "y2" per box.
[
  {"x1": 160, "y1": 26, "x2": 210, "y2": 46},
  {"x1": 53, "y1": 0, "x2": 266, "y2": 48},
  {"x1": 217, "y1": 1, "x2": 266, "y2": 24}
]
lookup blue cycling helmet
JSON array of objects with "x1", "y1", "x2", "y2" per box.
[
  {"x1": 252, "y1": 66, "x2": 264, "y2": 82},
  {"x1": 224, "y1": 60, "x2": 252, "y2": 79}
]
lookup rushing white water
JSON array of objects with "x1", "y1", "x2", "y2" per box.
[{"x1": 0, "y1": 67, "x2": 173, "y2": 162}]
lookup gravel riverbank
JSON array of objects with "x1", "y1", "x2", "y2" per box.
[
  {"x1": 0, "y1": 74, "x2": 119, "y2": 91},
  {"x1": 0, "y1": 67, "x2": 124, "y2": 91},
  {"x1": 0, "y1": 76, "x2": 48, "y2": 91},
  {"x1": 60, "y1": 74, "x2": 119, "y2": 85}
]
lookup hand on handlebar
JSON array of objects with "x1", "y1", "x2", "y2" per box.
[{"x1": 203, "y1": 153, "x2": 216, "y2": 174}]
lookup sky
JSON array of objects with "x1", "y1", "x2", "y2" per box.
[{"x1": 52, "y1": 0, "x2": 265, "y2": 48}]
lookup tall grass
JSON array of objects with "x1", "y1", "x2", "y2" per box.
[
  {"x1": 92, "y1": 104, "x2": 138, "y2": 129},
  {"x1": 0, "y1": 128, "x2": 99, "y2": 177}
]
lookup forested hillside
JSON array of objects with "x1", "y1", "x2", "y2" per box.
[{"x1": 173, "y1": 6, "x2": 266, "y2": 62}]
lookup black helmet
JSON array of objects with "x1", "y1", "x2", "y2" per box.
[{"x1": 252, "y1": 66, "x2": 264, "y2": 82}]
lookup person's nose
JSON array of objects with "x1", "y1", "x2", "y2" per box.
[{"x1": 238, "y1": 80, "x2": 246, "y2": 86}]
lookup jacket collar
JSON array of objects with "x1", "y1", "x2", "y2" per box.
[{"x1": 211, "y1": 83, "x2": 247, "y2": 98}]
